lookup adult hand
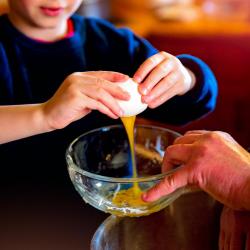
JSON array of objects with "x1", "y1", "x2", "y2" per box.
[
  {"x1": 42, "y1": 71, "x2": 129, "y2": 130},
  {"x1": 133, "y1": 51, "x2": 195, "y2": 108},
  {"x1": 219, "y1": 206, "x2": 250, "y2": 249},
  {"x1": 142, "y1": 130, "x2": 250, "y2": 210}
]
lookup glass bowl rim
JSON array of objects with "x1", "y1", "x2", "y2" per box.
[{"x1": 66, "y1": 124, "x2": 182, "y2": 183}]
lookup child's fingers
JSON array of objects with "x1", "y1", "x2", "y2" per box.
[
  {"x1": 138, "y1": 58, "x2": 175, "y2": 95},
  {"x1": 85, "y1": 87, "x2": 124, "y2": 117},
  {"x1": 84, "y1": 71, "x2": 129, "y2": 82},
  {"x1": 80, "y1": 74, "x2": 130, "y2": 100},
  {"x1": 145, "y1": 82, "x2": 179, "y2": 108},
  {"x1": 83, "y1": 95, "x2": 119, "y2": 119},
  {"x1": 133, "y1": 52, "x2": 167, "y2": 83},
  {"x1": 101, "y1": 81, "x2": 130, "y2": 100},
  {"x1": 141, "y1": 72, "x2": 179, "y2": 105}
]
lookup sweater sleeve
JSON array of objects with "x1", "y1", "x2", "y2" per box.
[
  {"x1": 141, "y1": 54, "x2": 218, "y2": 125},
  {"x1": 0, "y1": 43, "x2": 14, "y2": 104}
]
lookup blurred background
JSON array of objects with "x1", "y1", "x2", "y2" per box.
[{"x1": 0, "y1": 0, "x2": 249, "y2": 148}]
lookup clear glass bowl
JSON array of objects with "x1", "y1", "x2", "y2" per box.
[{"x1": 66, "y1": 125, "x2": 187, "y2": 217}]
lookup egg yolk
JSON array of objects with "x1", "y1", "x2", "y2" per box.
[{"x1": 112, "y1": 116, "x2": 147, "y2": 208}]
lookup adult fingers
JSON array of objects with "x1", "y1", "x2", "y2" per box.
[
  {"x1": 185, "y1": 130, "x2": 209, "y2": 135},
  {"x1": 162, "y1": 156, "x2": 183, "y2": 172},
  {"x1": 142, "y1": 166, "x2": 189, "y2": 202},
  {"x1": 162, "y1": 144, "x2": 192, "y2": 172},
  {"x1": 174, "y1": 134, "x2": 203, "y2": 145}
]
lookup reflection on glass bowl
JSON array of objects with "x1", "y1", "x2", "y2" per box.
[{"x1": 66, "y1": 125, "x2": 187, "y2": 217}]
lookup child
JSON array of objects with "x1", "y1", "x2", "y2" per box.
[{"x1": 0, "y1": 0, "x2": 217, "y2": 188}]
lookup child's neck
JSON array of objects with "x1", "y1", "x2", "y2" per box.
[{"x1": 7, "y1": 14, "x2": 68, "y2": 42}]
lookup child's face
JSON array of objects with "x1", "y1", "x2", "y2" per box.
[{"x1": 8, "y1": 0, "x2": 83, "y2": 30}]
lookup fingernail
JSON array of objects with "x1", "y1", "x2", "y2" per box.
[
  {"x1": 133, "y1": 76, "x2": 142, "y2": 83},
  {"x1": 141, "y1": 88, "x2": 148, "y2": 95}
]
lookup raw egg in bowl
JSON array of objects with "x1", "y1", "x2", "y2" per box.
[{"x1": 66, "y1": 125, "x2": 188, "y2": 217}]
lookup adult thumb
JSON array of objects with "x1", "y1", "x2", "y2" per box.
[{"x1": 142, "y1": 166, "x2": 189, "y2": 202}]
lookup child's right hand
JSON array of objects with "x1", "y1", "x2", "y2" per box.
[{"x1": 42, "y1": 71, "x2": 130, "y2": 130}]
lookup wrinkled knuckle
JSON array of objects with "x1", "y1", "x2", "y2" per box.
[
  {"x1": 163, "y1": 175, "x2": 175, "y2": 190},
  {"x1": 158, "y1": 95, "x2": 165, "y2": 104},
  {"x1": 158, "y1": 62, "x2": 169, "y2": 72},
  {"x1": 196, "y1": 143, "x2": 209, "y2": 157},
  {"x1": 169, "y1": 58, "x2": 178, "y2": 70},
  {"x1": 94, "y1": 77, "x2": 103, "y2": 89},
  {"x1": 205, "y1": 131, "x2": 220, "y2": 142},
  {"x1": 66, "y1": 81, "x2": 77, "y2": 94},
  {"x1": 67, "y1": 72, "x2": 80, "y2": 82},
  {"x1": 217, "y1": 131, "x2": 232, "y2": 140},
  {"x1": 194, "y1": 171, "x2": 206, "y2": 188},
  {"x1": 64, "y1": 76, "x2": 74, "y2": 87},
  {"x1": 170, "y1": 57, "x2": 179, "y2": 67},
  {"x1": 159, "y1": 51, "x2": 168, "y2": 58},
  {"x1": 167, "y1": 74, "x2": 177, "y2": 85},
  {"x1": 95, "y1": 88, "x2": 104, "y2": 99},
  {"x1": 165, "y1": 146, "x2": 173, "y2": 155},
  {"x1": 93, "y1": 79, "x2": 104, "y2": 96},
  {"x1": 149, "y1": 56, "x2": 158, "y2": 64}
]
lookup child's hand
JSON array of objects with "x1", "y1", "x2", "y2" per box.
[
  {"x1": 133, "y1": 52, "x2": 195, "y2": 108},
  {"x1": 42, "y1": 71, "x2": 130, "y2": 130}
]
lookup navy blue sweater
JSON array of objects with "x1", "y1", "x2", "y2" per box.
[{"x1": 0, "y1": 14, "x2": 217, "y2": 188}]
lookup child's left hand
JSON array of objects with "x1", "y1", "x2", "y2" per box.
[{"x1": 133, "y1": 51, "x2": 195, "y2": 108}]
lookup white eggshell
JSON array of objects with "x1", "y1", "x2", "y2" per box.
[{"x1": 117, "y1": 78, "x2": 148, "y2": 117}]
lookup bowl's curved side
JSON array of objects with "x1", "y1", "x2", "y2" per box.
[
  {"x1": 65, "y1": 125, "x2": 184, "y2": 217},
  {"x1": 90, "y1": 191, "x2": 222, "y2": 250}
]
